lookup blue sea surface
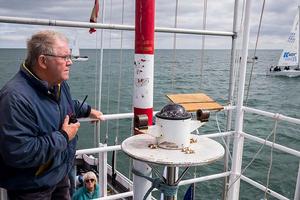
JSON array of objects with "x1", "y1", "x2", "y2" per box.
[{"x1": 0, "y1": 48, "x2": 299, "y2": 200}]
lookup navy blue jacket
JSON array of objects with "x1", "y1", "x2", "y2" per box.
[{"x1": 0, "y1": 64, "x2": 91, "y2": 190}]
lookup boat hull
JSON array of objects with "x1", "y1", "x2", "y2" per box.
[
  {"x1": 268, "y1": 69, "x2": 300, "y2": 77},
  {"x1": 72, "y1": 57, "x2": 89, "y2": 62}
]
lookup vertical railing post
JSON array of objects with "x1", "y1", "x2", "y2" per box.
[
  {"x1": 223, "y1": 0, "x2": 240, "y2": 199},
  {"x1": 98, "y1": 143, "x2": 108, "y2": 197},
  {"x1": 294, "y1": 161, "x2": 300, "y2": 200},
  {"x1": 227, "y1": 0, "x2": 252, "y2": 199}
]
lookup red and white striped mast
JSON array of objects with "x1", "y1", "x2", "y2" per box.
[{"x1": 132, "y1": 0, "x2": 155, "y2": 199}]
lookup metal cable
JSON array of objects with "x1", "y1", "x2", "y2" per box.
[
  {"x1": 171, "y1": 0, "x2": 179, "y2": 90},
  {"x1": 199, "y1": 0, "x2": 207, "y2": 90},
  {"x1": 112, "y1": 0, "x2": 125, "y2": 185},
  {"x1": 104, "y1": 0, "x2": 113, "y2": 144},
  {"x1": 245, "y1": 0, "x2": 266, "y2": 105}
]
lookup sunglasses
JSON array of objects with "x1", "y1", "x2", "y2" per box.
[{"x1": 85, "y1": 179, "x2": 95, "y2": 183}]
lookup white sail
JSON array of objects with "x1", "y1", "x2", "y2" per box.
[
  {"x1": 71, "y1": 33, "x2": 88, "y2": 61},
  {"x1": 277, "y1": 13, "x2": 299, "y2": 66},
  {"x1": 71, "y1": 33, "x2": 80, "y2": 58}
]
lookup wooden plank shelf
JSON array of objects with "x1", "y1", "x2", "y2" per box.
[{"x1": 166, "y1": 93, "x2": 223, "y2": 112}]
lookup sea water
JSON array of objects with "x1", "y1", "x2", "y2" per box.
[{"x1": 0, "y1": 49, "x2": 299, "y2": 200}]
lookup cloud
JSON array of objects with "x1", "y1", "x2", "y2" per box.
[{"x1": 0, "y1": 0, "x2": 299, "y2": 49}]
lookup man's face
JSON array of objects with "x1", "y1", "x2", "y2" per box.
[{"x1": 45, "y1": 39, "x2": 72, "y2": 85}]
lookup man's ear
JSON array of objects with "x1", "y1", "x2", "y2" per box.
[{"x1": 38, "y1": 55, "x2": 48, "y2": 69}]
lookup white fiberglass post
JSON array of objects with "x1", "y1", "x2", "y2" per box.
[
  {"x1": 227, "y1": 0, "x2": 252, "y2": 199},
  {"x1": 132, "y1": 0, "x2": 155, "y2": 199}
]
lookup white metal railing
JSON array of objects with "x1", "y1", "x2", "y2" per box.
[
  {"x1": 241, "y1": 175, "x2": 289, "y2": 200},
  {"x1": 0, "y1": 16, "x2": 234, "y2": 37},
  {"x1": 241, "y1": 132, "x2": 300, "y2": 158},
  {"x1": 76, "y1": 106, "x2": 300, "y2": 200},
  {"x1": 244, "y1": 106, "x2": 300, "y2": 125}
]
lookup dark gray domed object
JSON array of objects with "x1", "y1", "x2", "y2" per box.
[{"x1": 156, "y1": 103, "x2": 191, "y2": 120}]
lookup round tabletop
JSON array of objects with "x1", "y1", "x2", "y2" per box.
[{"x1": 121, "y1": 134, "x2": 224, "y2": 167}]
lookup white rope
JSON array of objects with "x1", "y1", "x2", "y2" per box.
[
  {"x1": 216, "y1": 112, "x2": 233, "y2": 162},
  {"x1": 227, "y1": 114, "x2": 280, "y2": 191},
  {"x1": 263, "y1": 113, "x2": 279, "y2": 199}
]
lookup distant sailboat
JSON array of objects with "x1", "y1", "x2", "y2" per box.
[
  {"x1": 247, "y1": 56, "x2": 258, "y2": 63},
  {"x1": 71, "y1": 33, "x2": 88, "y2": 62},
  {"x1": 268, "y1": 11, "x2": 300, "y2": 77}
]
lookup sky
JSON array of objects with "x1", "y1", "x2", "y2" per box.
[{"x1": 0, "y1": 0, "x2": 299, "y2": 49}]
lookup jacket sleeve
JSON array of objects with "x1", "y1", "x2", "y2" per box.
[{"x1": 0, "y1": 93, "x2": 68, "y2": 168}]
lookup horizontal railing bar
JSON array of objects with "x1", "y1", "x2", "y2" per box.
[
  {"x1": 179, "y1": 172, "x2": 230, "y2": 186},
  {"x1": 202, "y1": 131, "x2": 234, "y2": 138},
  {"x1": 244, "y1": 106, "x2": 300, "y2": 125},
  {"x1": 76, "y1": 145, "x2": 121, "y2": 155},
  {"x1": 0, "y1": 16, "x2": 234, "y2": 37},
  {"x1": 156, "y1": 27, "x2": 233, "y2": 36},
  {"x1": 241, "y1": 132, "x2": 300, "y2": 157},
  {"x1": 241, "y1": 175, "x2": 289, "y2": 200}
]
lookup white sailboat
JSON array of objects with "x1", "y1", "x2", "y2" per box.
[
  {"x1": 71, "y1": 33, "x2": 88, "y2": 62},
  {"x1": 268, "y1": 11, "x2": 300, "y2": 77}
]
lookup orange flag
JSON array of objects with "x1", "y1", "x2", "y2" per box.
[{"x1": 89, "y1": 0, "x2": 99, "y2": 34}]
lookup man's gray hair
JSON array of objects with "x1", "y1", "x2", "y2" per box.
[{"x1": 25, "y1": 30, "x2": 68, "y2": 68}]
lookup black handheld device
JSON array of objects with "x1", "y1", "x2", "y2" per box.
[{"x1": 69, "y1": 95, "x2": 88, "y2": 124}]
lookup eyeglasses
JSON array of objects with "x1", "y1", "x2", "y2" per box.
[
  {"x1": 44, "y1": 54, "x2": 72, "y2": 62},
  {"x1": 85, "y1": 179, "x2": 95, "y2": 183}
]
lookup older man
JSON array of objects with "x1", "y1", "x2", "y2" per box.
[{"x1": 0, "y1": 30, "x2": 103, "y2": 200}]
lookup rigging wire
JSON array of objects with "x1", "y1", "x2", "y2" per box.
[
  {"x1": 94, "y1": 30, "x2": 100, "y2": 146},
  {"x1": 171, "y1": 0, "x2": 179, "y2": 90},
  {"x1": 127, "y1": 0, "x2": 135, "y2": 182},
  {"x1": 104, "y1": 0, "x2": 114, "y2": 144},
  {"x1": 199, "y1": 0, "x2": 207, "y2": 90},
  {"x1": 245, "y1": 0, "x2": 266, "y2": 105},
  {"x1": 112, "y1": 0, "x2": 125, "y2": 185},
  {"x1": 192, "y1": 1, "x2": 208, "y2": 196},
  {"x1": 94, "y1": 0, "x2": 106, "y2": 147}
]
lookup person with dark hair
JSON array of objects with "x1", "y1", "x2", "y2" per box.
[
  {"x1": 0, "y1": 30, "x2": 104, "y2": 200},
  {"x1": 72, "y1": 171, "x2": 100, "y2": 200}
]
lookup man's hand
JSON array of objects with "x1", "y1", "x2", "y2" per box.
[
  {"x1": 89, "y1": 109, "x2": 105, "y2": 121},
  {"x1": 61, "y1": 115, "x2": 80, "y2": 141}
]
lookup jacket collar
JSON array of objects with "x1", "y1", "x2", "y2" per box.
[{"x1": 20, "y1": 62, "x2": 61, "y2": 100}]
